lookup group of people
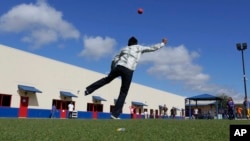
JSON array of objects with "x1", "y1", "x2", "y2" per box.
[
  {"x1": 226, "y1": 97, "x2": 250, "y2": 120},
  {"x1": 129, "y1": 105, "x2": 178, "y2": 119},
  {"x1": 190, "y1": 97, "x2": 250, "y2": 120},
  {"x1": 161, "y1": 105, "x2": 178, "y2": 119}
]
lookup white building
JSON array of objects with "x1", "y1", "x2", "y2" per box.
[{"x1": 0, "y1": 44, "x2": 185, "y2": 119}]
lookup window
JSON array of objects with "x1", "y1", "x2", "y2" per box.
[{"x1": 0, "y1": 94, "x2": 11, "y2": 107}]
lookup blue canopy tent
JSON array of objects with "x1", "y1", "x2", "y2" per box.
[{"x1": 185, "y1": 94, "x2": 222, "y2": 119}]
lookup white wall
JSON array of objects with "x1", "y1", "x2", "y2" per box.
[{"x1": 0, "y1": 44, "x2": 185, "y2": 114}]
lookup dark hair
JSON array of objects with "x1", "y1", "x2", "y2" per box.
[{"x1": 128, "y1": 36, "x2": 138, "y2": 46}]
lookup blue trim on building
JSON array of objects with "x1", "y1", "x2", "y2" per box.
[
  {"x1": 0, "y1": 107, "x2": 184, "y2": 119},
  {"x1": 77, "y1": 111, "x2": 92, "y2": 119},
  {"x1": 28, "y1": 109, "x2": 52, "y2": 118},
  {"x1": 0, "y1": 107, "x2": 18, "y2": 117}
]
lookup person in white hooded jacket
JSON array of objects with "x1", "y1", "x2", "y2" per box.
[{"x1": 84, "y1": 36, "x2": 168, "y2": 119}]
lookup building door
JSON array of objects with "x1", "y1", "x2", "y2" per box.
[
  {"x1": 155, "y1": 110, "x2": 159, "y2": 118},
  {"x1": 87, "y1": 103, "x2": 97, "y2": 119},
  {"x1": 87, "y1": 103, "x2": 103, "y2": 119},
  {"x1": 133, "y1": 107, "x2": 137, "y2": 119},
  {"x1": 150, "y1": 109, "x2": 154, "y2": 118},
  {"x1": 60, "y1": 101, "x2": 68, "y2": 118},
  {"x1": 93, "y1": 104, "x2": 98, "y2": 119},
  {"x1": 138, "y1": 108, "x2": 142, "y2": 119},
  {"x1": 19, "y1": 96, "x2": 29, "y2": 118}
]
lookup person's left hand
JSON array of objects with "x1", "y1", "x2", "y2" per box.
[{"x1": 162, "y1": 38, "x2": 168, "y2": 45}]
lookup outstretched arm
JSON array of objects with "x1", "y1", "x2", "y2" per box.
[{"x1": 141, "y1": 38, "x2": 168, "y2": 53}]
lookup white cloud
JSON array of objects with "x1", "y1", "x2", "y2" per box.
[
  {"x1": 141, "y1": 45, "x2": 210, "y2": 90},
  {"x1": 79, "y1": 35, "x2": 117, "y2": 60},
  {"x1": 140, "y1": 44, "x2": 245, "y2": 101},
  {"x1": 0, "y1": 0, "x2": 80, "y2": 48}
]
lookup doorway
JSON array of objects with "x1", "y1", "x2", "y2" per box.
[
  {"x1": 19, "y1": 96, "x2": 29, "y2": 118},
  {"x1": 87, "y1": 103, "x2": 103, "y2": 119}
]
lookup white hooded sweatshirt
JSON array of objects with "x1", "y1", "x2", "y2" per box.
[{"x1": 112, "y1": 42, "x2": 165, "y2": 71}]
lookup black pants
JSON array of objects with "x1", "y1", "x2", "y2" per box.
[
  {"x1": 68, "y1": 111, "x2": 73, "y2": 118},
  {"x1": 228, "y1": 108, "x2": 235, "y2": 120},
  {"x1": 86, "y1": 65, "x2": 133, "y2": 118}
]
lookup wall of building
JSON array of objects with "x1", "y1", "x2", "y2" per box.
[{"x1": 0, "y1": 44, "x2": 185, "y2": 119}]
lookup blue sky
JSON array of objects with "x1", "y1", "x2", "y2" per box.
[{"x1": 0, "y1": 0, "x2": 250, "y2": 102}]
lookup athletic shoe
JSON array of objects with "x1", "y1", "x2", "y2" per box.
[
  {"x1": 84, "y1": 90, "x2": 89, "y2": 96},
  {"x1": 110, "y1": 115, "x2": 120, "y2": 120}
]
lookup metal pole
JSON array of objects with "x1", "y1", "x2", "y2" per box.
[
  {"x1": 189, "y1": 99, "x2": 191, "y2": 120},
  {"x1": 241, "y1": 50, "x2": 248, "y2": 99}
]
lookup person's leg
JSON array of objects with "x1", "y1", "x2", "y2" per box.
[
  {"x1": 233, "y1": 108, "x2": 236, "y2": 119},
  {"x1": 230, "y1": 109, "x2": 234, "y2": 120},
  {"x1": 229, "y1": 109, "x2": 232, "y2": 119},
  {"x1": 247, "y1": 108, "x2": 250, "y2": 119},
  {"x1": 51, "y1": 112, "x2": 54, "y2": 118},
  {"x1": 227, "y1": 109, "x2": 231, "y2": 119},
  {"x1": 111, "y1": 66, "x2": 133, "y2": 118},
  {"x1": 244, "y1": 108, "x2": 248, "y2": 118},
  {"x1": 85, "y1": 67, "x2": 120, "y2": 95}
]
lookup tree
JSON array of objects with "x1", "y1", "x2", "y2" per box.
[{"x1": 216, "y1": 93, "x2": 229, "y2": 109}]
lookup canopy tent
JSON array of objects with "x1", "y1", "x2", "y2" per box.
[{"x1": 185, "y1": 94, "x2": 222, "y2": 119}]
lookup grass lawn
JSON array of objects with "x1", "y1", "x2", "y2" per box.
[{"x1": 0, "y1": 118, "x2": 249, "y2": 141}]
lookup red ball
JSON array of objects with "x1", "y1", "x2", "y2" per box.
[{"x1": 138, "y1": 8, "x2": 143, "y2": 14}]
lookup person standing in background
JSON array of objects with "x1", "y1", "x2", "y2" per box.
[
  {"x1": 68, "y1": 102, "x2": 74, "y2": 119},
  {"x1": 162, "y1": 104, "x2": 168, "y2": 119},
  {"x1": 236, "y1": 106, "x2": 243, "y2": 119},
  {"x1": 243, "y1": 97, "x2": 250, "y2": 119},
  {"x1": 194, "y1": 107, "x2": 199, "y2": 119},
  {"x1": 50, "y1": 104, "x2": 56, "y2": 118},
  {"x1": 227, "y1": 97, "x2": 235, "y2": 120},
  {"x1": 129, "y1": 106, "x2": 136, "y2": 119}
]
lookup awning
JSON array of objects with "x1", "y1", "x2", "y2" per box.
[
  {"x1": 60, "y1": 91, "x2": 78, "y2": 98},
  {"x1": 93, "y1": 96, "x2": 107, "y2": 101},
  {"x1": 132, "y1": 101, "x2": 147, "y2": 106},
  {"x1": 18, "y1": 85, "x2": 42, "y2": 93}
]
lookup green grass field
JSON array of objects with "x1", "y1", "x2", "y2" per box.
[{"x1": 0, "y1": 118, "x2": 249, "y2": 141}]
